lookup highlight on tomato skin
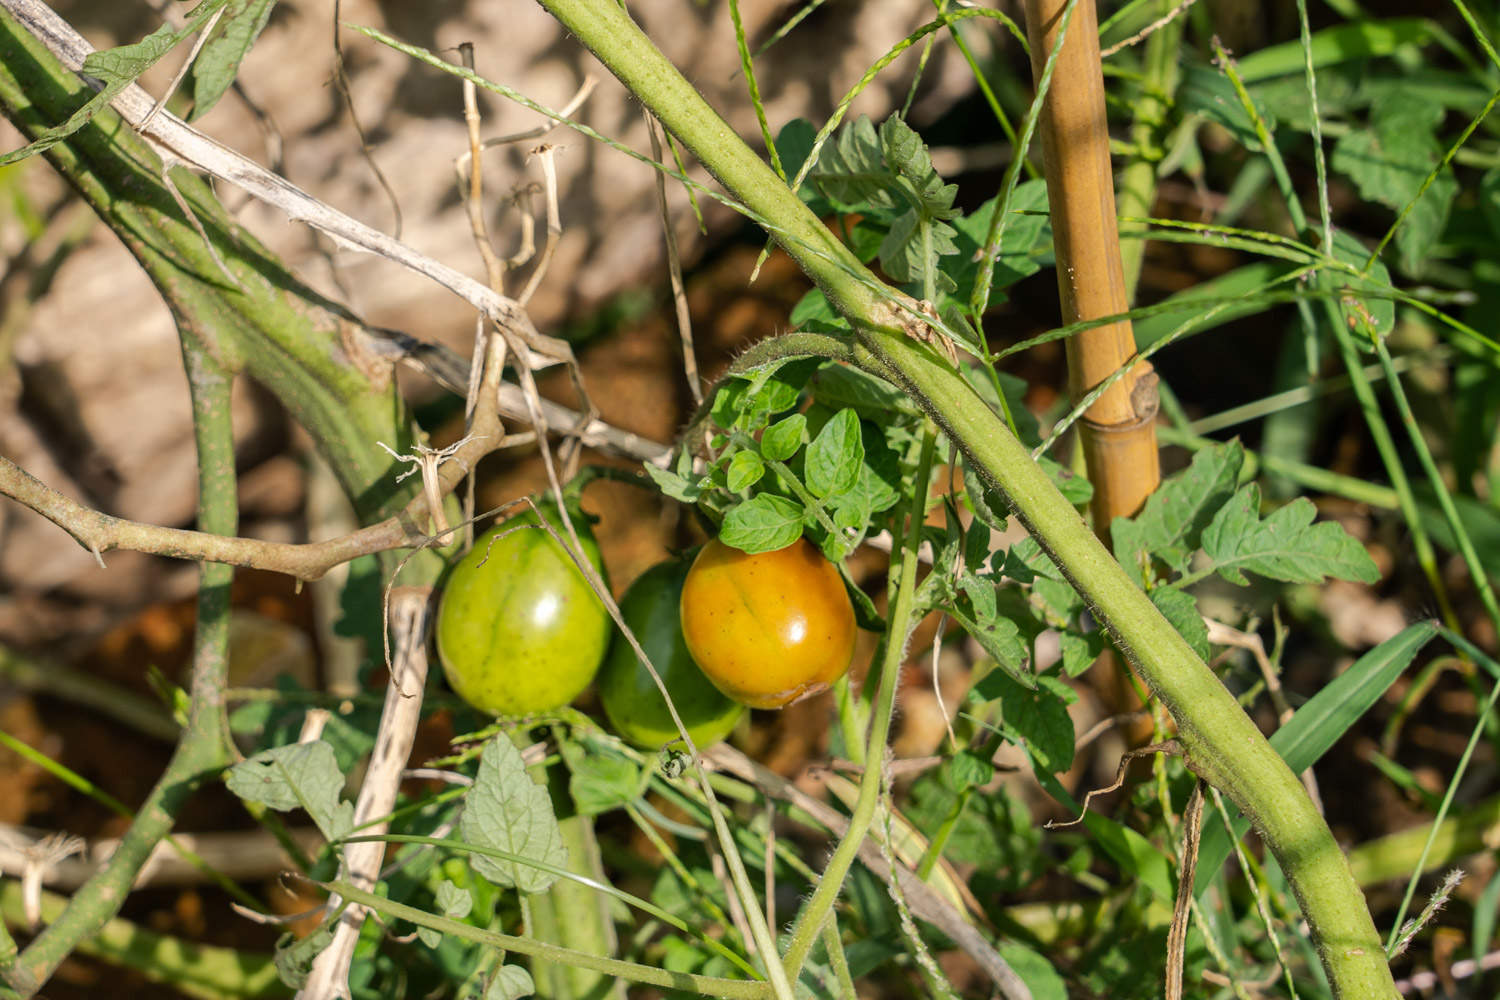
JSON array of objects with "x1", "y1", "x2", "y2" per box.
[
  {"x1": 598, "y1": 555, "x2": 745, "y2": 750},
  {"x1": 678, "y1": 536, "x2": 857, "y2": 710},
  {"x1": 434, "y1": 501, "x2": 611, "y2": 717}
]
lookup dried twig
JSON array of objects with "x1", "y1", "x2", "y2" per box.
[
  {"x1": 298, "y1": 588, "x2": 433, "y2": 1000},
  {"x1": 1165, "y1": 781, "x2": 1204, "y2": 1000},
  {"x1": 645, "y1": 112, "x2": 701, "y2": 405}
]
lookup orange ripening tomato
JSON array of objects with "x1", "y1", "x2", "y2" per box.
[{"x1": 679, "y1": 536, "x2": 857, "y2": 709}]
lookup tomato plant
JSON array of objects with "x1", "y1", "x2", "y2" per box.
[
  {"x1": 679, "y1": 536, "x2": 857, "y2": 709},
  {"x1": 434, "y1": 501, "x2": 610, "y2": 715},
  {"x1": 598, "y1": 555, "x2": 744, "y2": 749}
]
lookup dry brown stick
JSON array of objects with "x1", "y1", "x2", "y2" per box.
[
  {"x1": 1165, "y1": 780, "x2": 1204, "y2": 1000},
  {"x1": 298, "y1": 588, "x2": 433, "y2": 1000},
  {"x1": 645, "y1": 112, "x2": 702, "y2": 406},
  {"x1": 458, "y1": 42, "x2": 506, "y2": 295},
  {"x1": 1023, "y1": 0, "x2": 1159, "y2": 531}
]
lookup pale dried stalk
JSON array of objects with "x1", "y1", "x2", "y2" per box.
[
  {"x1": 2, "y1": 0, "x2": 568, "y2": 373},
  {"x1": 298, "y1": 588, "x2": 432, "y2": 1000},
  {"x1": 645, "y1": 112, "x2": 701, "y2": 405},
  {"x1": 458, "y1": 42, "x2": 506, "y2": 294}
]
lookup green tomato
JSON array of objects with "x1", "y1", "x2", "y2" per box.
[
  {"x1": 598, "y1": 556, "x2": 744, "y2": 750},
  {"x1": 435, "y1": 501, "x2": 610, "y2": 716}
]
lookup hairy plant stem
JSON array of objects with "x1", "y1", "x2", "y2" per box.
[
  {"x1": 3, "y1": 344, "x2": 236, "y2": 997},
  {"x1": 781, "y1": 426, "x2": 933, "y2": 980},
  {"x1": 534, "y1": 1, "x2": 1394, "y2": 993}
]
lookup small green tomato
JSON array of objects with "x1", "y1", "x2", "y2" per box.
[
  {"x1": 435, "y1": 501, "x2": 610, "y2": 716},
  {"x1": 598, "y1": 556, "x2": 744, "y2": 750}
]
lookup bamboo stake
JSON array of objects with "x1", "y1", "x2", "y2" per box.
[{"x1": 1024, "y1": 0, "x2": 1160, "y2": 531}]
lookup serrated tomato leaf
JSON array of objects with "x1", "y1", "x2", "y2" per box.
[
  {"x1": 805, "y1": 408, "x2": 863, "y2": 498},
  {"x1": 459, "y1": 736, "x2": 567, "y2": 894},
  {"x1": 1112, "y1": 441, "x2": 1244, "y2": 576},
  {"x1": 1200, "y1": 483, "x2": 1379, "y2": 585},
  {"x1": 226, "y1": 740, "x2": 354, "y2": 843},
  {"x1": 720, "y1": 494, "x2": 805, "y2": 553}
]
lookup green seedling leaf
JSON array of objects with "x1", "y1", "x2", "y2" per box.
[
  {"x1": 459, "y1": 736, "x2": 568, "y2": 894},
  {"x1": 776, "y1": 118, "x2": 817, "y2": 192},
  {"x1": 720, "y1": 493, "x2": 804, "y2": 553},
  {"x1": 226, "y1": 740, "x2": 354, "y2": 843},
  {"x1": 1148, "y1": 586, "x2": 1211, "y2": 663},
  {"x1": 419, "y1": 879, "x2": 476, "y2": 948},
  {"x1": 1330, "y1": 91, "x2": 1456, "y2": 274},
  {"x1": 1112, "y1": 441, "x2": 1244, "y2": 576},
  {"x1": 726, "y1": 450, "x2": 765, "y2": 492},
  {"x1": 1194, "y1": 621, "x2": 1437, "y2": 895},
  {"x1": 190, "y1": 0, "x2": 277, "y2": 120},
  {"x1": 805, "y1": 407, "x2": 863, "y2": 498},
  {"x1": 1200, "y1": 483, "x2": 1379, "y2": 586},
  {"x1": 760, "y1": 413, "x2": 805, "y2": 462},
  {"x1": 485, "y1": 965, "x2": 535, "y2": 1000}
]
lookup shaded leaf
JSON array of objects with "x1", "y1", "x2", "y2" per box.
[
  {"x1": 459, "y1": 736, "x2": 567, "y2": 894},
  {"x1": 191, "y1": 0, "x2": 277, "y2": 120},
  {"x1": 1201, "y1": 483, "x2": 1379, "y2": 585},
  {"x1": 226, "y1": 740, "x2": 354, "y2": 842}
]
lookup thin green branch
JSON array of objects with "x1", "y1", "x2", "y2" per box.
[
  {"x1": 324, "y1": 880, "x2": 772, "y2": 1000},
  {"x1": 5, "y1": 343, "x2": 236, "y2": 996}
]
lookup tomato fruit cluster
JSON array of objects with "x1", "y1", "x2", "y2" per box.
[
  {"x1": 597, "y1": 555, "x2": 744, "y2": 749},
  {"x1": 435, "y1": 502, "x2": 611, "y2": 716},
  {"x1": 678, "y1": 537, "x2": 857, "y2": 709}
]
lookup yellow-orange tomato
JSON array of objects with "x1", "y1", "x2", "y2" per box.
[{"x1": 679, "y1": 537, "x2": 857, "y2": 709}]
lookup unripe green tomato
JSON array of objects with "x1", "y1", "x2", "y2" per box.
[
  {"x1": 598, "y1": 556, "x2": 744, "y2": 749},
  {"x1": 680, "y1": 537, "x2": 857, "y2": 709},
  {"x1": 435, "y1": 502, "x2": 610, "y2": 716}
]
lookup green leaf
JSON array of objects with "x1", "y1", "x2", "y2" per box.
[
  {"x1": 226, "y1": 740, "x2": 354, "y2": 842},
  {"x1": 1148, "y1": 586, "x2": 1211, "y2": 663},
  {"x1": 274, "y1": 922, "x2": 335, "y2": 989},
  {"x1": 776, "y1": 118, "x2": 817, "y2": 192},
  {"x1": 561, "y1": 739, "x2": 642, "y2": 817},
  {"x1": 485, "y1": 965, "x2": 535, "y2": 1000},
  {"x1": 963, "y1": 458, "x2": 1009, "y2": 531},
  {"x1": 974, "y1": 669, "x2": 1074, "y2": 773},
  {"x1": 642, "y1": 463, "x2": 704, "y2": 503},
  {"x1": 998, "y1": 941, "x2": 1068, "y2": 1000},
  {"x1": 1201, "y1": 483, "x2": 1379, "y2": 586},
  {"x1": 1236, "y1": 17, "x2": 1433, "y2": 82},
  {"x1": 1194, "y1": 621, "x2": 1437, "y2": 894},
  {"x1": 947, "y1": 181, "x2": 1050, "y2": 312},
  {"x1": 720, "y1": 494, "x2": 804, "y2": 553},
  {"x1": 459, "y1": 736, "x2": 568, "y2": 894},
  {"x1": 1178, "y1": 64, "x2": 1277, "y2": 153},
  {"x1": 805, "y1": 407, "x2": 863, "y2": 498},
  {"x1": 810, "y1": 362, "x2": 917, "y2": 420},
  {"x1": 810, "y1": 115, "x2": 894, "y2": 213},
  {"x1": 760, "y1": 413, "x2": 805, "y2": 462},
  {"x1": 190, "y1": 0, "x2": 278, "y2": 120},
  {"x1": 0, "y1": 15, "x2": 201, "y2": 167},
  {"x1": 1112, "y1": 441, "x2": 1244, "y2": 575},
  {"x1": 1330, "y1": 92, "x2": 1456, "y2": 274},
  {"x1": 1324, "y1": 228, "x2": 1396, "y2": 338},
  {"x1": 419, "y1": 879, "x2": 475, "y2": 948},
  {"x1": 726, "y1": 450, "x2": 765, "y2": 492}
]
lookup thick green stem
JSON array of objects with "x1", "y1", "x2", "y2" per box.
[
  {"x1": 4, "y1": 343, "x2": 236, "y2": 997},
  {"x1": 780, "y1": 427, "x2": 934, "y2": 979},
  {"x1": 533, "y1": 2, "x2": 1394, "y2": 994}
]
